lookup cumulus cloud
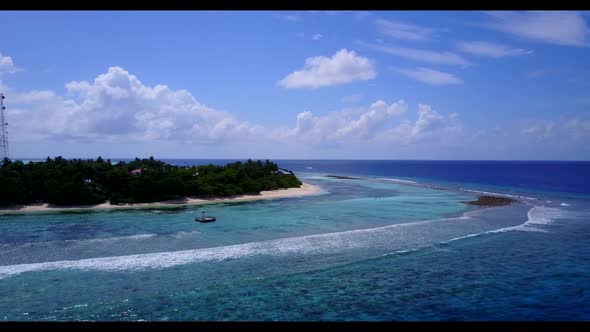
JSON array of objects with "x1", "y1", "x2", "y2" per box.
[
  {"x1": 280, "y1": 100, "x2": 407, "y2": 142},
  {"x1": 334, "y1": 100, "x2": 407, "y2": 139},
  {"x1": 485, "y1": 11, "x2": 590, "y2": 47},
  {"x1": 7, "y1": 72, "x2": 464, "y2": 151},
  {"x1": 7, "y1": 66, "x2": 261, "y2": 144},
  {"x1": 375, "y1": 18, "x2": 434, "y2": 41},
  {"x1": 376, "y1": 104, "x2": 463, "y2": 145},
  {"x1": 358, "y1": 41, "x2": 471, "y2": 67},
  {"x1": 456, "y1": 40, "x2": 533, "y2": 57},
  {"x1": 0, "y1": 52, "x2": 22, "y2": 75},
  {"x1": 277, "y1": 102, "x2": 589, "y2": 158},
  {"x1": 277, "y1": 49, "x2": 376, "y2": 89},
  {"x1": 393, "y1": 67, "x2": 462, "y2": 85},
  {"x1": 5, "y1": 54, "x2": 586, "y2": 160}
]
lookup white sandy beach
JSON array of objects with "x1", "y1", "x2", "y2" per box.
[{"x1": 0, "y1": 183, "x2": 322, "y2": 214}]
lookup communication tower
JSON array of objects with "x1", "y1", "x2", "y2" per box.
[{"x1": 0, "y1": 93, "x2": 9, "y2": 160}]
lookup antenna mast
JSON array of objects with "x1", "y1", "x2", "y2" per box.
[{"x1": 0, "y1": 93, "x2": 8, "y2": 160}]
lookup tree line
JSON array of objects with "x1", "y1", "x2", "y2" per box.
[{"x1": 0, "y1": 157, "x2": 302, "y2": 207}]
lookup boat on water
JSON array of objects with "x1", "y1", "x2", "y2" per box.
[{"x1": 195, "y1": 210, "x2": 216, "y2": 223}]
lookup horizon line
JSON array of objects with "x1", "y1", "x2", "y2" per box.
[{"x1": 9, "y1": 157, "x2": 590, "y2": 162}]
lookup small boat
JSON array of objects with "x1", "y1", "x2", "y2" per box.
[{"x1": 195, "y1": 210, "x2": 216, "y2": 223}]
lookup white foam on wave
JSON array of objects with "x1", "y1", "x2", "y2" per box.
[
  {"x1": 0, "y1": 215, "x2": 471, "y2": 280},
  {"x1": 476, "y1": 206, "x2": 565, "y2": 233},
  {"x1": 2, "y1": 206, "x2": 570, "y2": 279},
  {"x1": 560, "y1": 203, "x2": 570, "y2": 206},
  {"x1": 459, "y1": 188, "x2": 536, "y2": 201},
  {"x1": 442, "y1": 206, "x2": 569, "y2": 246},
  {"x1": 377, "y1": 178, "x2": 417, "y2": 184},
  {"x1": 87, "y1": 234, "x2": 158, "y2": 242},
  {"x1": 170, "y1": 231, "x2": 201, "y2": 239}
]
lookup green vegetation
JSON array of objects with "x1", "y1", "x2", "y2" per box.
[{"x1": 0, "y1": 157, "x2": 302, "y2": 207}]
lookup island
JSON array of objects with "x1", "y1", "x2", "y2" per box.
[
  {"x1": 0, "y1": 157, "x2": 318, "y2": 212},
  {"x1": 462, "y1": 195, "x2": 517, "y2": 206}
]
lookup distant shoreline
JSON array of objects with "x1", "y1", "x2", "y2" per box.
[{"x1": 0, "y1": 183, "x2": 322, "y2": 214}]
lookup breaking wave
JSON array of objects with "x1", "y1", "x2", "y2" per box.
[
  {"x1": 445, "y1": 206, "x2": 568, "y2": 245},
  {"x1": 377, "y1": 178, "x2": 418, "y2": 184},
  {"x1": 0, "y1": 216, "x2": 472, "y2": 279},
  {"x1": 0, "y1": 206, "x2": 569, "y2": 280}
]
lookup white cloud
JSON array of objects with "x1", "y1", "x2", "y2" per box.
[
  {"x1": 411, "y1": 104, "x2": 448, "y2": 139},
  {"x1": 0, "y1": 52, "x2": 22, "y2": 75},
  {"x1": 7, "y1": 66, "x2": 261, "y2": 144},
  {"x1": 277, "y1": 49, "x2": 376, "y2": 89},
  {"x1": 334, "y1": 100, "x2": 407, "y2": 139},
  {"x1": 358, "y1": 41, "x2": 471, "y2": 67},
  {"x1": 312, "y1": 33, "x2": 323, "y2": 41},
  {"x1": 485, "y1": 11, "x2": 590, "y2": 47},
  {"x1": 7, "y1": 67, "x2": 418, "y2": 149},
  {"x1": 280, "y1": 100, "x2": 407, "y2": 142},
  {"x1": 456, "y1": 40, "x2": 533, "y2": 58},
  {"x1": 375, "y1": 18, "x2": 433, "y2": 41},
  {"x1": 3, "y1": 52, "x2": 589, "y2": 160},
  {"x1": 376, "y1": 104, "x2": 463, "y2": 144},
  {"x1": 8, "y1": 75, "x2": 462, "y2": 151},
  {"x1": 393, "y1": 67, "x2": 462, "y2": 86}
]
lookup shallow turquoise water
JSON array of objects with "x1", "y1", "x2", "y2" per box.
[{"x1": 0, "y1": 174, "x2": 588, "y2": 321}]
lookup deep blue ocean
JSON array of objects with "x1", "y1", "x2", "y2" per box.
[
  {"x1": 165, "y1": 159, "x2": 590, "y2": 196},
  {"x1": 0, "y1": 160, "x2": 589, "y2": 321}
]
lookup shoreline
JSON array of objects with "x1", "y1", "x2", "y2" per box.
[{"x1": 0, "y1": 183, "x2": 323, "y2": 214}]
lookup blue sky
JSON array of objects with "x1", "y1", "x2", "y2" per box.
[{"x1": 0, "y1": 10, "x2": 589, "y2": 160}]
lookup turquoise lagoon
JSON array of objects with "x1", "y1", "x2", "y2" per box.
[{"x1": 0, "y1": 172, "x2": 588, "y2": 321}]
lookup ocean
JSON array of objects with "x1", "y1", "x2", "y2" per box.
[{"x1": 0, "y1": 160, "x2": 589, "y2": 321}]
